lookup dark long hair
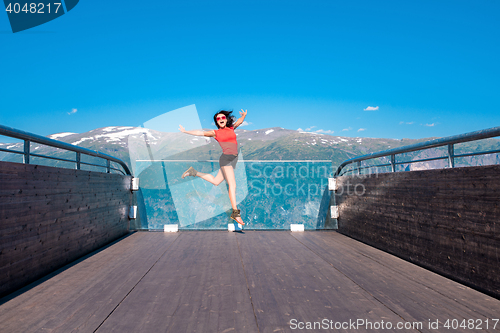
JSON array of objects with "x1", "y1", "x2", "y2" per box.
[{"x1": 214, "y1": 110, "x2": 236, "y2": 129}]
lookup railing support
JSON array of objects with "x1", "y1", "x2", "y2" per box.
[
  {"x1": 76, "y1": 152, "x2": 81, "y2": 170},
  {"x1": 0, "y1": 124, "x2": 132, "y2": 175},
  {"x1": 390, "y1": 154, "x2": 395, "y2": 172},
  {"x1": 106, "y1": 160, "x2": 111, "y2": 173},
  {"x1": 448, "y1": 144, "x2": 455, "y2": 168},
  {"x1": 328, "y1": 177, "x2": 339, "y2": 229},
  {"x1": 23, "y1": 139, "x2": 30, "y2": 164},
  {"x1": 333, "y1": 126, "x2": 500, "y2": 177}
]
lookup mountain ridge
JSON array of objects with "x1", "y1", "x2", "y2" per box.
[{"x1": 0, "y1": 126, "x2": 498, "y2": 173}]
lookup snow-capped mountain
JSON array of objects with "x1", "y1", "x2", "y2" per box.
[{"x1": 0, "y1": 126, "x2": 498, "y2": 174}]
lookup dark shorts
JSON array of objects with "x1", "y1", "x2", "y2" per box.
[{"x1": 219, "y1": 154, "x2": 238, "y2": 169}]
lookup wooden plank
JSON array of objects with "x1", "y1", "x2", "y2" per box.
[
  {"x1": 0, "y1": 218, "x2": 121, "y2": 259},
  {"x1": 0, "y1": 196, "x2": 128, "y2": 213},
  {"x1": 326, "y1": 231, "x2": 499, "y2": 305},
  {"x1": 2, "y1": 231, "x2": 499, "y2": 333},
  {"x1": 0, "y1": 171, "x2": 127, "y2": 182},
  {"x1": 334, "y1": 164, "x2": 500, "y2": 298},
  {"x1": 0, "y1": 181, "x2": 128, "y2": 192},
  {"x1": 0, "y1": 196, "x2": 129, "y2": 226},
  {"x1": 0, "y1": 232, "x2": 178, "y2": 333},
  {"x1": 2, "y1": 185, "x2": 129, "y2": 206},
  {"x1": 0, "y1": 222, "x2": 130, "y2": 293},
  {"x1": 0, "y1": 159, "x2": 132, "y2": 298},
  {"x1": 0, "y1": 163, "x2": 126, "y2": 179},
  {"x1": 235, "y1": 231, "x2": 406, "y2": 333},
  {"x1": 0, "y1": 214, "x2": 129, "y2": 262},
  {"x1": 94, "y1": 232, "x2": 259, "y2": 333},
  {"x1": 0, "y1": 188, "x2": 130, "y2": 198},
  {"x1": 0, "y1": 179, "x2": 129, "y2": 191},
  {"x1": 0, "y1": 203, "x2": 129, "y2": 237},
  {"x1": 291, "y1": 232, "x2": 500, "y2": 331}
]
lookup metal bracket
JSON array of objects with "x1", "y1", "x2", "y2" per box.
[
  {"x1": 290, "y1": 224, "x2": 305, "y2": 232},
  {"x1": 131, "y1": 178, "x2": 140, "y2": 191},
  {"x1": 23, "y1": 139, "x2": 30, "y2": 164},
  {"x1": 330, "y1": 205, "x2": 339, "y2": 219},
  {"x1": 76, "y1": 152, "x2": 81, "y2": 170},
  {"x1": 164, "y1": 224, "x2": 179, "y2": 232},
  {"x1": 328, "y1": 178, "x2": 337, "y2": 191},
  {"x1": 129, "y1": 206, "x2": 137, "y2": 219}
]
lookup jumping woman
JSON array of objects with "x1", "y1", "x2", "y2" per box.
[{"x1": 179, "y1": 109, "x2": 247, "y2": 226}]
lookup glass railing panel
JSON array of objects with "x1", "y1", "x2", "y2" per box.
[
  {"x1": 0, "y1": 136, "x2": 24, "y2": 163},
  {"x1": 396, "y1": 146, "x2": 448, "y2": 171},
  {"x1": 29, "y1": 143, "x2": 76, "y2": 169},
  {"x1": 454, "y1": 138, "x2": 500, "y2": 168},
  {"x1": 136, "y1": 160, "x2": 333, "y2": 230},
  {"x1": 80, "y1": 154, "x2": 108, "y2": 172}
]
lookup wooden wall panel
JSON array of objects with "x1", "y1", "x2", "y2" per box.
[
  {"x1": 333, "y1": 165, "x2": 500, "y2": 298},
  {"x1": 0, "y1": 161, "x2": 132, "y2": 298}
]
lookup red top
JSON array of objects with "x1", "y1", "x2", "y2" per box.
[{"x1": 215, "y1": 126, "x2": 238, "y2": 155}]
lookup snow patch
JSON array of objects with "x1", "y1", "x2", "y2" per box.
[
  {"x1": 72, "y1": 128, "x2": 158, "y2": 146},
  {"x1": 72, "y1": 137, "x2": 93, "y2": 145},
  {"x1": 49, "y1": 132, "x2": 76, "y2": 139},
  {"x1": 265, "y1": 129, "x2": 274, "y2": 135},
  {"x1": 102, "y1": 127, "x2": 117, "y2": 132}
]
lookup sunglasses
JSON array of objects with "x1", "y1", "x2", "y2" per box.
[{"x1": 216, "y1": 115, "x2": 226, "y2": 121}]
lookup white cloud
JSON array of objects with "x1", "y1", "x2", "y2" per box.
[
  {"x1": 399, "y1": 121, "x2": 414, "y2": 125},
  {"x1": 297, "y1": 128, "x2": 304, "y2": 131},
  {"x1": 357, "y1": 128, "x2": 366, "y2": 132},
  {"x1": 315, "y1": 129, "x2": 334, "y2": 134},
  {"x1": 67, "y1": 108, "x2": 77, "y2": 115},
  {"x1": 364, "y1": 106, "x2": 379, "y2": 111},
  {"x1": 342, "y1": 127, "x2": 352, "y2": 132},
  {"x1": 240, "y1": 121, "x2": 252, "y2": 127},
  {"x1": 305, "y1": 126, "x2": 316, "y2": 131},
  {"x1": 424, "y1": 123, "x2": 435, "y2": 127}
]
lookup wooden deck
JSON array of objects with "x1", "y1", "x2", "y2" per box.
[{"x1": 0, "y1": 231, "x2": 499, "y2": 333}]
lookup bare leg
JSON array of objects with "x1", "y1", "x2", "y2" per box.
[
  {"x1": 221, "y1": 165, "x2": 244, "y2": 224},
  {"x1": 195, "y1": 169, "x2": 225, "y2": 186}
]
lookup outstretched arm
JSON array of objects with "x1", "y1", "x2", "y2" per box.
[
  {"x1": 179, "y1": 125, "x2": 215, "y2": 137},
  {"x1": 233, "y1": 109, "x2": 248, "y2": 129}
]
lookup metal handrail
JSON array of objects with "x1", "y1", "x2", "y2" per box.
[
  {"x1": 0, "y1": 124, "x2": 132, "y2": 175},
  {"x1": 334, "y1": 126, "x2": 500, "y2": 177}
]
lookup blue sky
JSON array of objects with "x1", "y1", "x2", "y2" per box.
[{"x1": 1, "y1": 0, "x2": 499, "y2": 141}]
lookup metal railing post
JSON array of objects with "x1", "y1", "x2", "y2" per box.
[
  {"x1": 76, "y1": 152, "x2": 81, "y2": 170},
  {"x1": 356, "y1": 161, "x2": 361, "y2": 175},
  {"x1": 448, "y1": 144, "x2": 454, "y2": 168},
  {"x1": 390, "y1": 154, "x2": 395, "y2": 172},
  {"x1": 106, "y1": 160, "x2": 111, "y2": 173},
  {"x1": 23, "y1": 140, "x2": 30, "y2": 164}
]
